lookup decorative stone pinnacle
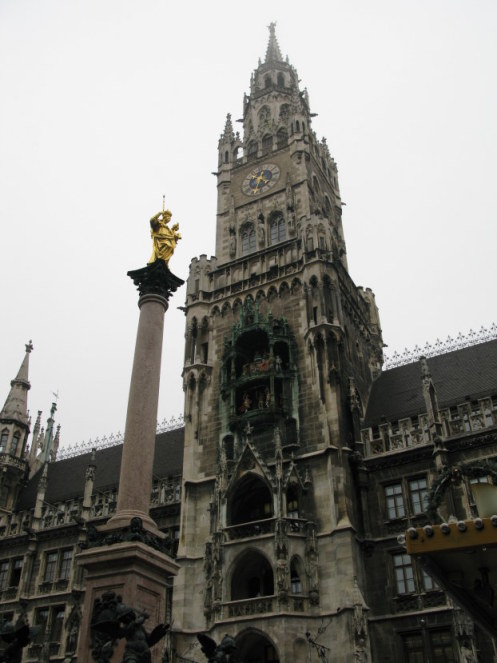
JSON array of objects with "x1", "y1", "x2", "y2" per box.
[{"x1": 25, "y1": 340, "x2": 33, "y2": 353}]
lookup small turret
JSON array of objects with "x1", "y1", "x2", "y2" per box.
[
  {"x1": 32, "y1": 463, "x2": 49, "y2": 531},
  {"x1": 0, "y1": 343, "x2": 33, "y2": 512},
  {"x1": 0, "y1": 341, "x2": 33, "y2": 445},
  {"x1": 420, "y1": 356, "x2": 444, "y2": 441},
  {"x1": 28, "y1": 402, "x2": 61, "y2": 478}
]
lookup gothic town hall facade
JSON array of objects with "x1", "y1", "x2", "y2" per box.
[{"x1": 1, "y1": 26, "x2": 497, "y2": 663}]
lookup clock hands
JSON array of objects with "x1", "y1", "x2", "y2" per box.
[{"x1": 251, "y1": 170, "x2": 271, "y2": 194}]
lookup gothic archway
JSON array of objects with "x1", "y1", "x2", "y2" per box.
[
  {"x1": 228, "y1": 474, "x2": 273, "y2": 526},
  {"x1": 236, "y1": 630, "x2": 280, "y2": 662},
  {"x1": 230, "y1": 550, "x2": 274, "y2": 600}
]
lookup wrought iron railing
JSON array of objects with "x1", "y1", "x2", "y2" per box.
[
  {"x1": 57, "y1": 414, "x2": 184, "y2": 460},
  {"x1": 383, "y1": 324, "x2": 497, "y2": 370}
]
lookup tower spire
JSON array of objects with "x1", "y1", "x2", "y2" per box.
[
  {"x1": 265, "y1": 22, "x2": 283, "y2": 63},
  {"x1": 0, "y1": 341, "x2": 33, "y2": 425}
]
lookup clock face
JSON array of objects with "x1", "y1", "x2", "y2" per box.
[{"x1": 242, "y1": 163, "x2": 280, "y2": 196}]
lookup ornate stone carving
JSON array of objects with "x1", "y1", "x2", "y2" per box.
[
  {"x1": 305, "y1": 522, "x2": 319, "y2": 605},
  {"x1": 82, "y1": 517, "x2": 176, "y2": 557},
  {"x1": 127, "y1": 260, "x2": 184, "y2": 302}
]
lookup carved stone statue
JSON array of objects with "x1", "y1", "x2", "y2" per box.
[
  {"x1": 148, "y1": 208, "x2": 181, "y2": 265},
  {"x1": 229, "y1": 223, "x2": 236, "y2": 257},
  {"x1": 0, "y1": 615, "x2": 41, "y2": 663},
  {"x1": 90, "y1": 590, "x2": 169, "y2": 663},
  {"x1": 197, "y1": 634, "x2": 236, "y2": 662}
]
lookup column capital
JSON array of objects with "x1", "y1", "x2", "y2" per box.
[{"x1": 127, "y1": 260, "x2": 184, "y2": 302}]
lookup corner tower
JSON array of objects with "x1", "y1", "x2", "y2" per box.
[{"x1": 175, "y1": 25, "x2": 383, "y2": 662}]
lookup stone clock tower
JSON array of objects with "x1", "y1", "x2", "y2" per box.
[{"x1": 173, "y1": 24, "x2": 383, "y2": 663}]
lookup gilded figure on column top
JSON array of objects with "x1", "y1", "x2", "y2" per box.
[{"x1": 148, "y1": 207, "x2": 181, "y2": 266}]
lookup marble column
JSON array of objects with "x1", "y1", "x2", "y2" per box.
[{"x1": 106, "y1": 260, "x2": 183, "y2": 533}]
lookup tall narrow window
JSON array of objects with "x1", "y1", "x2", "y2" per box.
[
  {"x1": 59, "y1": 550, "x2": 72, "y2": 581},
  {"x1": 290, "y1": 560, "x2": 302, "y2": 594},
  {"x1": 34, "y1": 608, "x2": 49, "y2": 643},
  {"x1": 409, "y1": 477, "x2": 428, "y2": 514},
  {"x1": 385, "y1": 484, "x2": 405, "y2": 519},
  {"x1": 287, "y1": 485, "x2": 299, "y2": 518},
  {"x1": 262, "y1": 134, "x2": 273, "y2": 154},
  {"x1": 10, "y1": 434, "x2": 20, "y2": 456},
  {"x1": 393, "y1": 553, "x2": 415, "y2": 594},
  {"x1": 44, "y1": 552, "x2": 58, "y2": 583},
  {"x1": 0, "y1": 562, "x2": 9, "y2": 590},
  {"x1": 276, "y1": 128, "x2": 288, "y2": 149},
  {"x1": 241, "y1": 227, "x2": 256, "y2": 256},
  {"x1": 270, "y1": 216, "x2": 286, "y2": 244},
  {"x1": 51, "y1": 607, "x2": 65, "y2": 642},
  {"x1": 0, "y1": 431, "x2": 8, "y2": 453},
  {"x1": 247, "y1": 141, "x2": 258, "y2": 161},
  {"x1": 10, "y1": 558, "x2": 22, "y2": 587}
]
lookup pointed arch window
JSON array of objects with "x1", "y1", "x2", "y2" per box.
[
  {"x1": 276, "y1": 128, "x2": 288, "y2": 149},
  {"x1": 290, "y1": 558, "x2": 302, "y2": 594},
  {"x1": 264, "y1": 74, "x2": 272, "y2": 88},
  {"x1": 247, "y1": 140, "x2": 258, "y2": 161},
  {"x1": 262, "y1": 134, "x2": 273, "y2": 155},
  {"x1": 10, "y1": 433, "x2": 20, "y2": 456},
  {"x1": 0, "y1": 431, "x2": 8, "y2": 453},
  {"x1": 286, "y1": 483, "x2": 299, "y2": 518},
  {"x1": 277, "y1": 72, "x2": 285, "y2": 88},
  {"x1": 270, "y1": 214, "x2": 286, "y2": 245},
  {"x1": 241, "y1": 226, "x2": 256, "y2": 256},
  {"x1": 229, "y1": 474, "x2": 273, "y2": 525},
  {"x1": 231, "y1": 551, "x2": 274, "y2": 600}
]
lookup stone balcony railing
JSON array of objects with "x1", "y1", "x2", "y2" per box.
[
  {"x1": 222, "y1": 593, "x2": 310, "y2": 619},
  {"x1": 0, "y1": 453, "x2": 28, "y2": 473},
  {"x1": 224, "y1": 516, "x2": 308, "y2": 541},
  {"x1": 225, "y1": 518, "x2": 275, "y2": 541},
  {"x1": 362, "y1": 398, "x2": 497, "y2": 457},
  {"x1": 0, "y1": 474, "x2": 182, "y2": 539},
  {"x1": 224, "y1": 595, "x2": 274, "y2": 618}
]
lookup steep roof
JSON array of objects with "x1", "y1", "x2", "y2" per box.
[
  {"x1": 17, "y1": 427, "x2": 185, "y2": 511},
  {"x1": 363, "y1": 340, "x2": 497, "y2": 427}
]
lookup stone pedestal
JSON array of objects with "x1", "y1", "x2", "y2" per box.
[{"x1": 75, "y1": 542, "x2": 179, "y2": 663}]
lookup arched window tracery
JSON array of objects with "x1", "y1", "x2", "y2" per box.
[
  {"x1": 269, "y1": 213, "x2": 286, "y2": 245},
  {"x1": 241, "y1": 225, "x2": 256, "y2": 255}
]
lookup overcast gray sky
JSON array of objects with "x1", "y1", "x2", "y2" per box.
[{"x1": 1, "y1": 0, "x2": 496, "y2": 450}]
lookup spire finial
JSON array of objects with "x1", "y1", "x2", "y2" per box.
[
  {"x1": 26, "y1": 340, "x2": 33, "y2": 353},
  {"x1": 162, "y1": 194, "x2": 165, "y2": 213},
  {"x1": 265, "y1": 21, "x2": 283, "y2": 63}
]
